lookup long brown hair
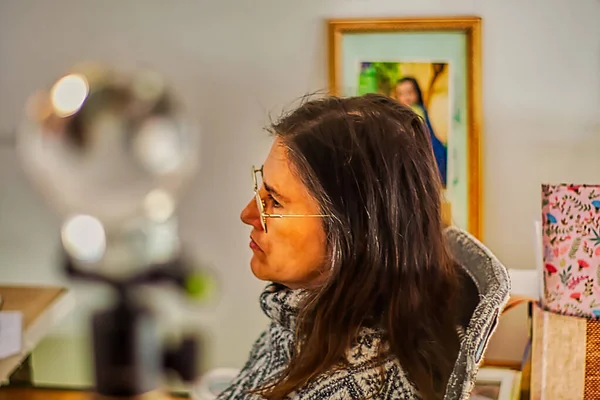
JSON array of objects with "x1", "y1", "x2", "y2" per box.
[{"x1": 256, "y1": 94, "x2": 462, "y2": 400}]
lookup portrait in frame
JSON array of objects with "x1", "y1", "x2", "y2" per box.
[{"x1": 327, "y1": 17, "x2": 483, "y2": 238}]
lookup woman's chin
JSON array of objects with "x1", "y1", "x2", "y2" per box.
[{"x1": 250, "y1": 257, "x2": 270, "y2": 281}]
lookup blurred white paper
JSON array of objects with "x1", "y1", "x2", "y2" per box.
[
  {"x1": 508, "y1": 269, "x2": 540, "y2": 300},
  {"x1": 502, "y1": 222, "x2": 545, "y2": 302},
  {"x1": 0, "y1": 311, "x2": 22, "y2": 359}
]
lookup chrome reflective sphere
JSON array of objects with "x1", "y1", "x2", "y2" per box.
[{"x1": 17, "y1": 65, "x2": 200, "y2": 231}]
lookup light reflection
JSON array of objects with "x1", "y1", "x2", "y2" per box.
[
  {"x1": 50, "y1": 73, "x2": 89, "y2": 117},
  {"x1": 61, "y1": 214, "x2": 106, "y2": 263},
  {"x1": 144, "y1": 189, "x2": 175, "y2": 222},
  {"x1": 132, "y1": 117, "x2": 184, "y2": 174}
]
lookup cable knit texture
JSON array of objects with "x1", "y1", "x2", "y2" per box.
[
  {"x1": 215, "y1": 283, "x2": 419, "y2": 399},
  {"x1": 216, "y1": 227, "x2": 510, "y2": 399}
]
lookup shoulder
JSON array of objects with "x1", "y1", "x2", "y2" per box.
[
  {"x1": 290, "y1": 331, "x2": 420, "y2": 400},
  {"x1": 244, "y1": 322, "x2": 294, "y2": 370},
  {"x1": 217, "y1": 324, "x2": 291, "y2": 400},
  {"x1": 290, "y1": 360, "x2": 419, "y2": 400},
  {"x1": 245, "y1": 328, "x2": 270, "y2": 363}
]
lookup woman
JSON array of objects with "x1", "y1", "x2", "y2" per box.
[
  {"x1": 217, "y1": 94, "x2": 502, "y2": 400},
  {"x1": 395, "y1": 77, "x2": 448, "y2": 187}
]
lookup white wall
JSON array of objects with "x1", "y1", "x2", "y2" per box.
[{"x1": 1, "y1": 0, "x2": 599, "y2": 387}]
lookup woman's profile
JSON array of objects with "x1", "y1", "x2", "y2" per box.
[{"x1": 216, "y1": 94, "x2": 508, "y2": 400}]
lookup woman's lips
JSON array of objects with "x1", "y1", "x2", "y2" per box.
[{"x1": 250, "y1": 236, "x2": 263, "y2": 252}]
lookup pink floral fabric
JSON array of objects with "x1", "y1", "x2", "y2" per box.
[{"x1": 542, "y1": 184, "x2": 600, "y2": 319}]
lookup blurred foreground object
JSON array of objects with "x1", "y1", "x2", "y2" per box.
[
  {"x1": 18, "y1": 64, "x2": 199, "y2": 228},
  {"x1": 18, "y1": 63, "x2": 201, "y2": 277},
  {"x1": 17, "y1": 64, "x2": 202, "y2": 399}
]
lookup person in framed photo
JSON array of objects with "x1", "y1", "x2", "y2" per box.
[{"x1": 396, "y1": 76, "x2": 448, "y2": 187}]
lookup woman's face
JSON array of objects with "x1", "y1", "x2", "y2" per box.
[
  {"x1": 240, "y1": 138, "x2": 328, "y2": 289},
  {"x1": 396, "y1": 81, "x2": 418, "y2": 107}
]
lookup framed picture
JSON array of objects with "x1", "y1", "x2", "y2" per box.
[
  {"x1": 327, "y1": 17, "x2": 483, "y2": 238},
  {"x1": 470, "y1": 367, "x2": 522, "y2": 400}
]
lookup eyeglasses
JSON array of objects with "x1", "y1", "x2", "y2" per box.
[{"x1": 252, "y1": 165, "x2": 331, "y2": 233}]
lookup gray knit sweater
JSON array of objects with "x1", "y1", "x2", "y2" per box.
[
  {"x1": 216, "y1": 227, "x2": 510, "y2": 400},
  {"x1": 215, "y1": 283, "x2": 420, "y2": 399}
]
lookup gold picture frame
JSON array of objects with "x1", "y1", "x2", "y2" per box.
[{"x1": 327, "y1": 17, "x2": 483, "y2": 239}]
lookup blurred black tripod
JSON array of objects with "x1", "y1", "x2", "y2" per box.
[{"x1": 64, "y1": 254, "x2": 200, "y2": 400}]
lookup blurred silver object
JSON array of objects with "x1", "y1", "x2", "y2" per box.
[
  {"x1": 17, "y1": 64, "x2": 203, "y2": 399},
  {"x1": 18, "y1": 64, "x2": 199, "y2": 225},
  {"x1": 17, "y1": 64, "x2": 200, "y2": 276}
]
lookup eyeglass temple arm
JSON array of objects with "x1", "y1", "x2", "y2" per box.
[{"x1": 263, "y1": 213, "x2": 331, "y2": 218}]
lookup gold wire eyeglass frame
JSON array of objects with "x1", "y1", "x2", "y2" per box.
[{"x1": 252, "y1": 165, "x2": 330, "y2": 233}]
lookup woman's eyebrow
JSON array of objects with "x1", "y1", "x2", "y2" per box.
[{"x1": 263, "y1": 180, "x2": 290, "y2": 202}]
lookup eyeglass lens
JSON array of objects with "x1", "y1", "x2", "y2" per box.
[{"x1": 252, "y1": 166, "x2": 267, "y2": 231}]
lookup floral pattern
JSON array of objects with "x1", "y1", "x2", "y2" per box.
[{"x1": 542, "y1": 184, "x2": 600, "y2": 319}]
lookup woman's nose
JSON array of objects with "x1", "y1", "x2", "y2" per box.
[{"x1": 240, "y1": 197, "x2": 262, "y2": 230}]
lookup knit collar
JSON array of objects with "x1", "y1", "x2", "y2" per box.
[{"x1": 259, "y1": 283, "x2": 307, "y2": 331}]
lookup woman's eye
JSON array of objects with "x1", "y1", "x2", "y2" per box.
[{"x1": 267, "y1": 194, "x2": 282, "y2": 208}]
